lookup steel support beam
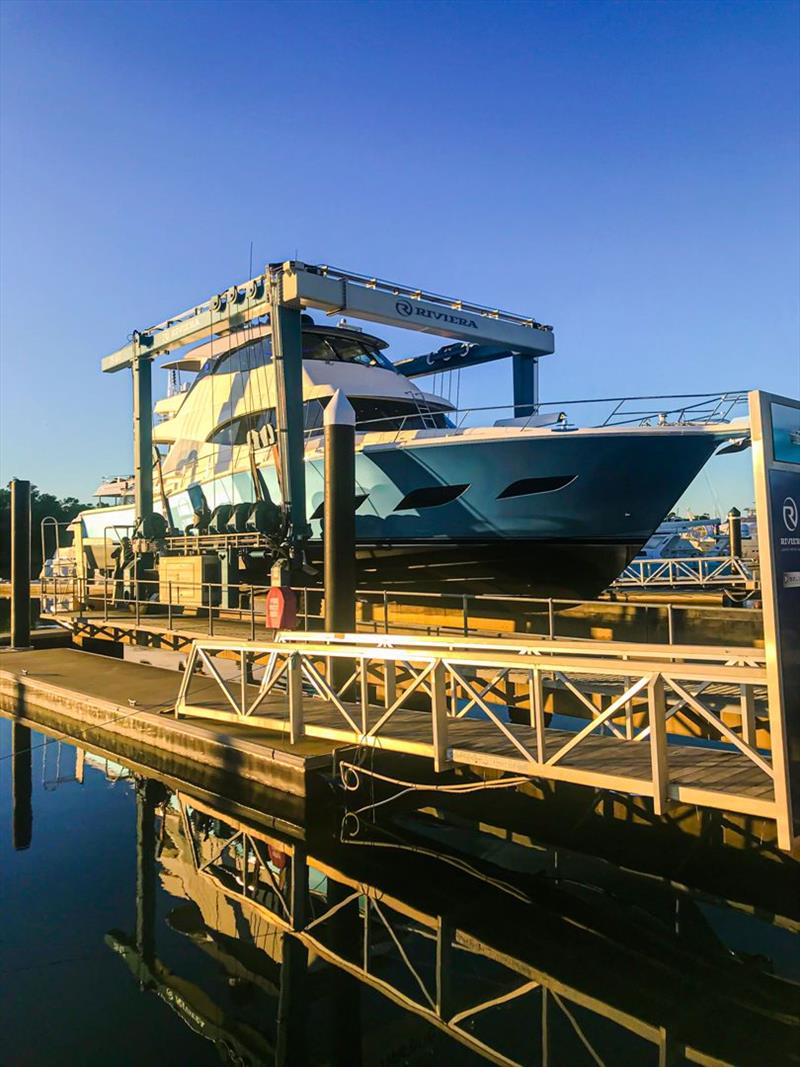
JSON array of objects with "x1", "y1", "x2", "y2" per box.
[
  {"x1": 283, "y1": 263, "x2": 554, "y2": 354},
  {"x1": 270, "y1": 273, "x2": 309, "y2": 549},
  {"x1": 512, "y1": 352, "x2": 539, "y2": 417},
  {"x1": 132, "y1": 354, "x2": 154, "y2": 525}
]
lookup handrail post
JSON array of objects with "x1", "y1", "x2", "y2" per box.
[
  {"x1": 384, "y1": 660, "x2": 397, "y2": 710},
  {"x1": 547, "y1": 598, "x2": 555, "y2": 640},
  {"x1": 207, "y1": 584, "x2": 213, "y2": 635},
  {"x1": 531, "y1": 668, "x2": 545, "y2": 763},
  {"x1": 360, "y1": 658, "x2": 369, "y2": 735},
  {"x1": 431, "y1": 661, "x2": 450, "y2": 772},
  {"x1": 250, "y1": 589, "x2": 256, "y2": 641},
  {"x1": 383, "y1": 590, "x2": 389, "y2": 634},
  {"x1": 462, "y1": 595, "x2": 469, "y2": 636},
  {"x1": 167, "y1": 581, "x2": 173, "y2": 630},
  {"x1": 740, "y1": 683, "x2": 756, "y2": 747},
  {"x1": 647, "y1": 674, "x2": 668, "y2": 816},
  {"x1": 288, "y1": 653, "x2": 304, "y2": 744}
]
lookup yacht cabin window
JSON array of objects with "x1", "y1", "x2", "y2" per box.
[{"x1": 208, "y1": 397, "x2": 453, "y2": 445}]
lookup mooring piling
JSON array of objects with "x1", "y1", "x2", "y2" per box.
[{"x1": 10, "y1": 478, "x2": 32, "y2": 650}]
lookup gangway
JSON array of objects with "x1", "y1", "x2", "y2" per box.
[{"x1": 613, "y1": 554, "x2": 756, "y2": 590}]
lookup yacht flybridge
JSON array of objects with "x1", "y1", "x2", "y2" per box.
[{"x1": 75, "y1": 269, "x2": 748, "y2": 596}]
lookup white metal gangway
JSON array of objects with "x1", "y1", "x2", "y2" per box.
[{"x1": 172, "y1": 627, "x2": 795, "y2": 847}]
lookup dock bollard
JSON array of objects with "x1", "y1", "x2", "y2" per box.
[
  {"x1": 10, "y1": 479, "x2": 32, "y2": 650},
  {"x1": 324, "y1": 390, "x2": 356, "y2": 690},
  {"x1": 728, "y1": 507, "x2": 742, "y2": 558}
]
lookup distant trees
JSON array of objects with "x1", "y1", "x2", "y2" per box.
[{"x1": 0, "y1": 485, "x2": 90, "y2": 577}]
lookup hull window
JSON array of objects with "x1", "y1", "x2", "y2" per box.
[
  {"x1": 310, "y1": 493, "x2": 369, "y2": 521},
  {"x1": 394, "y1": 484, "x2": 469, "y2": 511},
  {"x1": 497, "y1": 475, "x2": 577, "y2": 499}
]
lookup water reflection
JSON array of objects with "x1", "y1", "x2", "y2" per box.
[{"x1": 2, "y1": 721, "x2": 799, "y2": 1067}]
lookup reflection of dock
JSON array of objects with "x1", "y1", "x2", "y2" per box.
[
  {"x1": 7, "y1": 692, "x2": 797, "y2": 1064},
  {"x1": 108, "y1": 772, "x2": 799, "y2": 1067}
]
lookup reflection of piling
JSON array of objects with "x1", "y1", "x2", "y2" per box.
[
  {"x1": 10, "y1": 479, "x2": 31, "y2": 649},
  {"x1": 728, "y1": 507, "x2": 742, "y2": 558},
  {"x1": 136, "y1": 778, "x2": 159, "y2": 971},
  {"x1": 276, "y1": 846, "x2": 308, "y2": 1066},
  {"x1": 12, "y1": 723, "x2": 32, "y2": 850},
  {"x1": 325, "y1": 878, "x2": 363, "y2": 1066},
  {"x1": 324, "y1": 391, "x2": 356, "y2": 691}
]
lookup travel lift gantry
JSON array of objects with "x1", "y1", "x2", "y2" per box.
[{"x1": 100, "y1": 260, "x2": 555, "y2": 605}]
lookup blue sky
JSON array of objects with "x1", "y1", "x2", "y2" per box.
[{"x1": 1, "y1": 0, "x2": 798, "y2": 512}]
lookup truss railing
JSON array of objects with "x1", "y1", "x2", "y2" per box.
[
  {"x1": 175, "y1": 633, "x2": 773, "y2": 819},
  {"x1": 614, "y1": 554, "x2": 756, "y2": 589}
]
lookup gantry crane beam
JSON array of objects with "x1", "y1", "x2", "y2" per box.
[
  {"x1": 101, "y1": 261, "x2": 554, "y2": 373},
  {"x1": 100, "y1": 260, "x2": 555, "y2": 549}
]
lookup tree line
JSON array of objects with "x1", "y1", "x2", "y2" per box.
[{"x1": 0, "y1": 485, "x2": 90, "y2": 578}]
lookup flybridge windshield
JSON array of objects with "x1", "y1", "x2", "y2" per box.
[{"x1": 194, "y1": 330, "x2": 396, "y2": 383}]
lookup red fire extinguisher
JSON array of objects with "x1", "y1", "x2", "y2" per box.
[{"x1": 265, "y1": 585, "x2": 297, "y2": 630}]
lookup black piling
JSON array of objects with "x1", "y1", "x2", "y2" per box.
[
  {"x1": 10, "y1": 478, "x2": 31, "y2": 650},
  {"x1": 728, "y1": 507, "x2": 742, "y2": 558},
  {"x1": 324, "y1": 391, "x2": 356, "y2": 689}
]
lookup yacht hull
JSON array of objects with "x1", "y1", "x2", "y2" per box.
[
  {"x1": 81, "y1": 426, "x2": 724, "y2": 598},
  {"x1": 308, "y1": 537, "x2": 637, "y2": 598}
]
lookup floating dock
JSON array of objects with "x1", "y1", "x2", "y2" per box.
[{"x1": 0, "y1": 647, "x2": 339, "y2": 799}]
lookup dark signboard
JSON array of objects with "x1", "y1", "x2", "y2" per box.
[{"x1": 769, "y1": 466, "x2": 800, "y2": 831}]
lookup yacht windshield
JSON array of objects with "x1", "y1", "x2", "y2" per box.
[{"x1": 193, "y1": 330, "x2": 395, "y2": 384}]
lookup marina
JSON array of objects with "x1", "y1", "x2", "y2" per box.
[
  {"x1": 2, "y1": 258, "x2": 798, "y2": 1067},
  {"x1": 3, "y1": 260, "x2": 796, "y2": 833},
  {"x1": 3, "y1": 268, "x2": 797, "y2": 1067},
  {"x1": 3, "y1": 6, "x2": 799, "y2": 1063}
]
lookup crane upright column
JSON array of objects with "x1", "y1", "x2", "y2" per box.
[
  {"x1": 132, "y1": 347, "x2": 153, "y2": 525},
  {"x1": 270, "y1": 269, "x2": 309, "y2": 559}
]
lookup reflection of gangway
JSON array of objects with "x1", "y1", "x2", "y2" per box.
[
  {"x1": 166, "y1": 791, "x2": 799, "y2": 1067},
  {"x1": 173, "y1": 629, "x2": 794, "y2": 847},
  {"x1": 41, "y1": 738, "x2": 85, "y2": 790}
]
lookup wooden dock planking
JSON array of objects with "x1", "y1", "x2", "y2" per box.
[{"x1": 0, "y1": 648, "x2": 343, "y2": 797}]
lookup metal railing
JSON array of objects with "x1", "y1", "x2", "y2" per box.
[
  {"x1": 38, "y1": 572, "x2": 763, "y2": 649},
  {"x1": 613, "y1": 554, "x2": 756, "y2": 589},
  {"x1": 320, "y1": 390, "x2": 751, "y2": 441},
  {"x1": 175, "y1": 633, "x2": 772, "y2": 819}
]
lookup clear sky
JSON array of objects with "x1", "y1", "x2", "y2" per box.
[{"x1": 1, "y1": 0, "x2": 798, "y2": 513}]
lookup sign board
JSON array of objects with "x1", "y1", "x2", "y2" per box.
[{"x1": 750, "y1": 392, "x2": 800, "y2": 847}]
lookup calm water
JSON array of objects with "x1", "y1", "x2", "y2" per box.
[{"x1": 2, "y1": 715, "x2": 799, "y2": 1067}]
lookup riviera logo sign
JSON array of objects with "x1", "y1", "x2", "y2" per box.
[
  {"x1": 395, "y1": 299, "x2": 479, "y2": 330},
  {"x1": 783, "y1": 496, "x2": 798, "y2": 533}
]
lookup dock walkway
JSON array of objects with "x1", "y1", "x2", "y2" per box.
[{"x1": 0, "y1": 648, "x2": 338, "y2": 796}]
